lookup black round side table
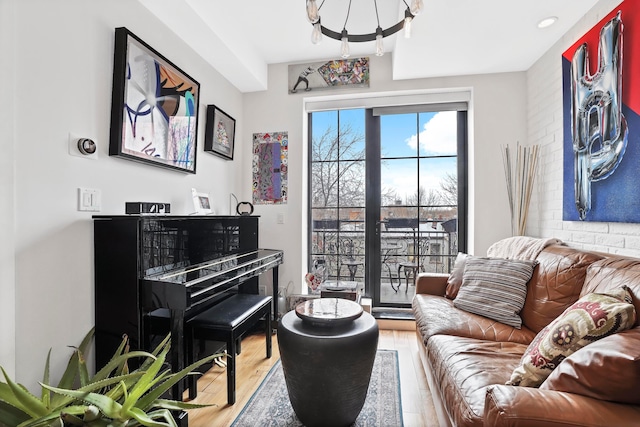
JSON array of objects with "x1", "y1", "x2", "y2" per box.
[{"x1": 277, "y1": 298, "x2": 379, "y2": 427}]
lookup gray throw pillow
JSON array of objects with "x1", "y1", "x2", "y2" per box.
[{"x1": 453, "y1": 256, "x2": 537, "y2": 328}]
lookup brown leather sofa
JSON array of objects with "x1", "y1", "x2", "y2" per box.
[{"x1": 412, "y1": 244, "x2": 640, "y2": 426}]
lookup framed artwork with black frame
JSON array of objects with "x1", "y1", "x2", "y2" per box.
[
  {"x1": 204, "y1": 105, "x2": 236, "y2": 160},
  {"x1": 109, "y1": 27, "x2": 200, "y2": 174}
]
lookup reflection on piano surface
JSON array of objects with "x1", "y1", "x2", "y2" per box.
[
  {"x1": 93, "y1": 215, "x2": 283, "y2": 405},
  {"x1": 142, "y1": 249, "x2": 283, "y2": 311}
]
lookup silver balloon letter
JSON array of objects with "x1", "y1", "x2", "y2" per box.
[{"x1": 571, "y1": 12, "x2": 627, "y2": 220}]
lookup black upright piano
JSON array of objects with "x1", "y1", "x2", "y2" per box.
[{"x1": 93, "y1": 215, "x2": 283, "y2": 400}]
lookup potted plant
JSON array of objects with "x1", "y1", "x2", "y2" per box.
[{"x1": 0, "y1": 328, "x2": 219, "y2": 427}]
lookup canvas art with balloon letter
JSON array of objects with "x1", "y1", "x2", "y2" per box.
[{"x1": 562, "y1": 0, "x2": 640, "y2": 222}]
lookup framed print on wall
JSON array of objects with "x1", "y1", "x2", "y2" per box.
[
  {"x1": 562, "y1": 1, "x2": 640, "y2": 222},
  {"x1": 253, "y1": 131, "x2": 288, "y2": 205},
  {"x1": 109, "y1": 27, "x2": 200, "y2": 174},
  {"x1": 204, "y1": 105, "x2": 236, "y2": 160}
]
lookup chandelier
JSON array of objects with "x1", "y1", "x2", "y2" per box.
[{"x1": 306, "y1": 0, "x2": 424, "y2": 58}]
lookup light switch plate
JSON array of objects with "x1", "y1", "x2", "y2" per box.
[{"x1": 78, "y1": 187, "x2": 101, "y2": 212}]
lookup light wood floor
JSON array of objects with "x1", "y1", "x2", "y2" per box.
[{"x1": 183, "y1": 324, "x2": 438, "y2": 427}]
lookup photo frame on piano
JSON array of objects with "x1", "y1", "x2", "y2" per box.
[{"x1": 192, "y1": 188, "x2": 213, "y2": 214}]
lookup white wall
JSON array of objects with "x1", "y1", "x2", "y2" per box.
[
  {"x1": 0, "y1": 0, "x2": 17, "y2": 379},
  {"x1": 7, "y1": 0, "x2": 245, "y2": 390},
  {"x1": 525, "y1": 0, "x2": 640, "y2": 256},
  {"x1": 244, "y1": 55, "x2": 528, "y2": 295}
]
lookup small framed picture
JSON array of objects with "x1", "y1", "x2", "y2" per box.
[
  {"x1": 192, "y1": 188, "x2": 213, "y2": 214},
  {"x1": 204, "y1": 105, "x2": 236, "y2": 160}
]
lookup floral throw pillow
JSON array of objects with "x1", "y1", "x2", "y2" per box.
[{"x1": 507, "y1": 286, "x2": 636, "y2": 387}]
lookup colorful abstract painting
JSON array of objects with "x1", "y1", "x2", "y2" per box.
[
  {"x1": 288, "y1": 57, "x2": 369, "y2": 94},
  {"x1": 253, "y1": 132, "x2": 288, "y2": 204},
  {"x1": 109, "y1": 27, "x2": 200, "y2": 173},
  {"x1": 562, "y1": 1, "x2": 640, "y2": 222}
]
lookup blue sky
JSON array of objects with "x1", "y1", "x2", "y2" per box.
[{"x1": 311, "y1": 109, "x2": 457, "y2": 203}]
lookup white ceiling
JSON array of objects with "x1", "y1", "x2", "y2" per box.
[{"x1": 138, "y1": 0, "x2": 601, "y2": 93}]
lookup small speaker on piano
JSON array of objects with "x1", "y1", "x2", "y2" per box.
[{"x1": 125, "y1": 202, "x2": 171, "y2": 215}]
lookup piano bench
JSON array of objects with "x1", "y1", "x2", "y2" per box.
[{"x1": 186, "y1": 293, "x2": 273, "y2": 405}]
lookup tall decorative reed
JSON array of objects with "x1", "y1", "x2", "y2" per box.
[{"x1": 501, "y1": 143, "x2": 540, "y2": 236}]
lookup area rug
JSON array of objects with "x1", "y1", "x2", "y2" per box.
[{"x1": 231, "y1": 349, "x2": 403, "y2": 426}]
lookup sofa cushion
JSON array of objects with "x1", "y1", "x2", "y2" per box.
[
  {"x1": 582, "y1": 257, "x2": 640, "y2": 326},
  {"x1": 427, "y1": 335, "x2": 527, "y2": 427},
  {"x1": 507, "y1": 286, "x2": 636, "y2": 387},
  {"x1": 520, "y1": 245, "x2": 604, "y2": 333},
  {"x1": 413, "y1": 294, "x2": 536, "y2": 345},
  {"x1": 453, "y1": 257, "x2": 537, "y2": 328},
  {"x1": 539, "y1": 327, "x2": 640, "y2": 404},
  {"x1": 445, "y1": 252, "x2": 469, "y2": 299}
]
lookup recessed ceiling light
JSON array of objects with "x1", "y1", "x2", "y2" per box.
[{"x1": 537, "y1": 16, "x2": 558, "y2": 29}]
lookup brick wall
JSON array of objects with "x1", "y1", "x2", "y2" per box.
[{"x1": 525, "y1": 0, "x2": 640, "y2": 257}]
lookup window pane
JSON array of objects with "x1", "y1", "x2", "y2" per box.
[
  {"x1": 418, "y1": 157, "x2": 457, "y2": 209},
  {"x1": 339, "y1": 160, "x2": 365, "y2": 207},
  {"x1": 381, "y1": 113, "x2": 418, "y2": 158},
  {"x1": 312, "y1": 110, "x2": 339, "y2": 161},
  {"x1": 382, "y1": 158, "x2": 417, "y2": 206},
  {"x1": 339, "y1": 109, "x2": 366, "y2": 160},
  {"x1": 418, "y1": 111, "x2": 458, "y2": 157},
  {"x1": 311, "y1": 162, "x2": 338, "y2": 207}
]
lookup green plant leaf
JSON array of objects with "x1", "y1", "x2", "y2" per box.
[
  {"x1": 0, "y1": 368, "x2": 48, "y2": 418},
  {"x1": 136, "y1": 353, "x2": 219, "y2": 411},
  {"x1": 0, "y1": 399, "x2": 30, "y2": 426},
  {"x1": 41, "y1": 349, "x2": 51, "y2": 408},
  {"x1": 128, "y1": 407, "x2": 176, "y2": 427},
  {"x1": 77, "y1": 349, "x2": 89, "y2": 388},
  {"x1": 43, "y1": 371, "x2": 144, "y2": 415},
  {"x1": 76, "y1": 327, "x2": 95, "y2": 357},
  {"x1": 40, "y1": 385, "x2": 123, "y2": 420},
  {"x1": 92, "y1": 351, "x2": 156, "y2": 384},
  {"x1": 152, "y1": 398, "x2": 212, "y2": 410},
  {"x1": 55, "y1": 350, "x2": 79, "y2": 390},
  {"x1": 0, "y1": 382, "x2": 26, "y2": 410},
  {"x1": 49, "y1": 329, "x2": 95, "y2": 408},
  {"x1": 132, "y1": 334, "x2": 171, "y2": 376},
  {"x1": 150, "y1": 335, "x2": 171, "y2": 358},
  {"x1": 122, "y1": 345, "x2": 168, "y2": 413},
  {"x1": 106, "y1": 334, "x2": 130, "y2": 378},
  {"x1": 51, "y1": 350, "x2": 79, "y2": 407},
  {"x1": 21, "y1": 405, "x2": 87, "y2": 427}
]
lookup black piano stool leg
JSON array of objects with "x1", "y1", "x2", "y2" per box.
[
  {"x1": 227, "y1": 337, "x2": 236, "y2": 405},
  {"x1": 266, "y1": 306, "x2": 272, "y2": 359}
]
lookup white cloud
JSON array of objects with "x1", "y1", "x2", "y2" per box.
[{"x1": 406, "y1": 111, "x2": 457, "y2": 155}]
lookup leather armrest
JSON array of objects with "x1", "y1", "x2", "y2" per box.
[
  {"x1": 485, "y1": 385, "x2": 640, "y2": 427},
  {"x1": 415, "y1": 273, "x2": 448, "y2": 296}
]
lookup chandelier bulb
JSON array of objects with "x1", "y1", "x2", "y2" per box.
[
  {"x1": 341, "y1": 30, "x2": 350, "y2": 58},
  {"x1": 311, "y1": 22, "x2": 323, "y2": 44},
  {"x1": 375, "y1": 27, "x2": 384, "y2": 56},
  {"x1": 410, "y1": 0, "x2": 423, "y2": 15},
  {"x1": 306, "y1": 0, "x2": 319, "y2": 23},
  {"x1": 404, "y1": 16, "x2": 412, "y2": 38}
]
